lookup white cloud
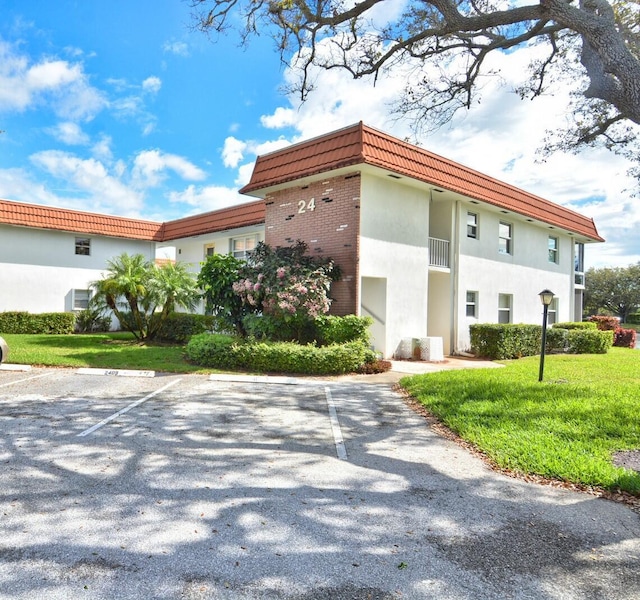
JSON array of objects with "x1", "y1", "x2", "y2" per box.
[
  {"x1": 132, "y1": 149, "x2": 207, "y2": 187},
  {"x1": 261, "y1": 107, "x2": 297, "y2": 129},
  {"x1": 163, "y1": 40, "x2": 189, "y2": 57},
  {"x1": 29, "y1": 150, "x2": 144, "y2": 214},
  {"x1": 222, "y1": 137, "x2": 247, "y2": 168},
  {"x1": 142, "y1": 76, "x2": 162, "y2": 94},
  {"x1": 236, "y1": 162, "x2": 256, "y2": 187},
  {"x1": 168, "y1": 184, "x2": 247, "y2": 212},
  {"x1": 47, "y1": 121, "x2": 89, "y2": 145},
  {"x1": 92, "y1": 135, "x2": 113, "y2": 161},
  {"x1": 0, "y1": 40, "x2": 106, "y2": 120}
]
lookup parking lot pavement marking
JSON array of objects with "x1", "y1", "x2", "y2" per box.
[
  {"x1": 77, "y1": 378, "x2": 182, "y2": 437},
  {"x1": 324, "y1": 386, "x2": 348, "y2": 460},
  {"x1": 0, "y1": 371, "x2": 53, "y2": 388},
  {"x1": 76, "y1": 367, "x2": 156, "y2": 377},
  {"x1": 208, "y1": 373, "x2": 303, "y2": 385}
]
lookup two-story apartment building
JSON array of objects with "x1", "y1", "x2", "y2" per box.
[{"x1": 0, "y1": 123, "x2": 602, "y2": 357}]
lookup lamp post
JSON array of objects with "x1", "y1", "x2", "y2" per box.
[{"x1": 538, "y1": 289, "x2": 554, "y2": 382}]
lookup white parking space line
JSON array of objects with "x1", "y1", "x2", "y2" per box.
[
  {"x1": 209, "y1": 373, "x2": 304, "y2": 385},
  {"x1": 324, "y1": 386, "x2": 348, "y2": 461},
  {"x1": 77, "y1": 378, "x2": 182, "y2": 437},
  {"x1": 0, "y1": 372, "x2": 53, "y2": 389}
]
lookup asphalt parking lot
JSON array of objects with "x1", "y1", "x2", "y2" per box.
[{"x1": 1, "y1": 367, "x2": 639, "y2": 600}]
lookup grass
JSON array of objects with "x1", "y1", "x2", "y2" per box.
[
  {"x1": 0, "y1": 332, "x2": 216, "y2": 374},
  {"x1": 400, "y1": 347, "x2": 640, "y2": 495}
]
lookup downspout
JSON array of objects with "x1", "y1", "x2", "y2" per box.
[{"x1": 450, "y1": 201, "x2": 460, "y2": 354}]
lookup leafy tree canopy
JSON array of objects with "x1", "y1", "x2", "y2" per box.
[
  {"x1": 584, "y1": 262, "x2": 640, "y2": 321},
  {"x1": 191, "y1": 0, "x2": 640, "y2": 170},
  {"x1": 91, "y1": 253, "x2": 199, "y2": 340}
]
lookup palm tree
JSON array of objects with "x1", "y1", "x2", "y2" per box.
[{"x1": 91, "y1": 253, "x2": 199, "y2": 341}]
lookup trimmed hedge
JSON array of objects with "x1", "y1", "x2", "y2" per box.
[
  {"x1": 587, "y1": 315, "x2": 620, "y2": 331},
  {"x1": 156, "y1": 313, "x2": 219, "y2": 343},
  {"x1": 553, "y1": 321, "x2": 597, "y2": 330},
  {"x1": 313, "y1": 314, "x2": 373, "y2": 345},
  {"x1": 567, "y1": 329, "x2": 614, "y2": 354},
  {"x1": 613, "y1": 327, "x2": 637, "y2": 349},
  {"x1": 471, "y1": 322, "x2": 614, "y2": 359},
  {"x1": 0, "y1": 311, "x2": 76, "y2": 334},
  {"x1": 470, "y1": 323, "x2": 541, "y2": 360},
  {"x1": 185, "y1": 333, "x2": 370, "y2": 375}
]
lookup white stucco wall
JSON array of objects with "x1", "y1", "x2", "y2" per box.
[
  {"x1": 454, "y1": 202, "x2": 575, "y2": 352},
  {"x1": 0, "y1": 225, "x2": 156, "y2": 314},
  {"x1": 358, "y1": 174, "x2": 430, "y2": 357}
]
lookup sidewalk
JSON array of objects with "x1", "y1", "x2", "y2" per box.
[{"x1": 336, "y1": 355, "x2": 502, "y2": 383}]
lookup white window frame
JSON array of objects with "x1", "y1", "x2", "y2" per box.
[
  {"x1": 75, "y1": 237, "x2": 91, "y2": 256},
  {"x1": 498, "y1": 293, "x2": 512, "y2": 324},
  {"x1": 466, "y1": 291, "x2": 478, "y2": 318},
  {"x1": 467, "y1": 212, "x2": 478, "y2": 239},
  {"x1": 548, "y1": 236, "x2": 559, "y2": 264},
  {"x1": 72, "y1": 289, "x2": 91, "y2": 311},
  {"x1": 498, "y1": 222, "x2": 512, "y2": 255},
  {"x1": 547, "y1": 298, "x2": 558, "y2": 325},
  {"x1": 230, "y1": 235, "x2": 258, "y2": 260},
  {"x1": 574, "y1": 242, "x2": 585, "y2": 286}
]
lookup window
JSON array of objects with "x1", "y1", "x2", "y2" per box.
[
  {"x1": 204, "y1": 243, "x2": 215, "y2": 258},
  {"x1": 574, "y1": 242, "x2": 585, "y2": 286},
  {"x1": 547, "y1": 298, "x2": 558, "y2": 325},
  {"x1": 498, "y1": 222, "x2": 512, "y2": 255},
  {"x1": 466, "y1": 291, "x2": 478, "y2": 317},
  {"x1": 498, "y1": 294, "x2": 512, "y2": 323},
  {"x1": 72, "y1": 289, "x2": 90, "y2": 310},
  {"x1": 231, "y1": 235, "x2": 257, "y2": 259},
  {"x1": 548, "y1": 236, "x2": 559, "y2": 263},
  {"x1": 75, "y1": 237, "x2": 91, "y2": 256},
  {"x1": 467, "y1": 212, "x2": 478, "y2": 239}
]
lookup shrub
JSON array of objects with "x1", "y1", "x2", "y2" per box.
[
  {"x1": 184, "y1": 334, "x2": 238, "y2": 369},
  {"x1": 156, "y1": 313, "x2": 218, "y2": 343},
  {"x1": 613, "y1": 327, "x2": 637, "y2": 348},
  {"x1": 0, "y1": 311, "x2": 76, "y2": 334},
  {"x1": 470, "y1": 324, "x2": 541, "y2": 360},
  {"x1": 314, "y1": 315, "x2": 373, "y2": 345},
  {"x1": 553, "y1": 321, "x2": 597, "y2": 330},
  {"x1": 587, "y1": 315, "x2": 620, "y2": 331},
  {"x1": 545, "y1": 327, "x2": 568, "y2": 353},
  {"x1": 75, "y1": 308, "x2": 112, "y2": 333},
  {"x1": 567, "y1": 329, "x2": 614, "y2": 354},
  {"x1": 357, "y1": 359, "x2": 393, "y2": 374},
  {"x1": 185, "y1": 333, "x2": 370, "y2": 375}
]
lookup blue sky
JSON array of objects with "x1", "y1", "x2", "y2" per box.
[{"x1": 1, "y1": 0, "x2": 639, "y2": 267}]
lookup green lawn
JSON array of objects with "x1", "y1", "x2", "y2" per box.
[
  {"x1": 0, "y1": 332, "x2": 216, "y2": 374},
  {"x1": 400, "y1": 347, "x2": 640, "y2": 494}
]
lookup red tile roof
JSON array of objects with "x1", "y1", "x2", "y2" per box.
[
  {"x1": 240, "y1": 122, "x2": 604, "y2": 242},
  {"x1": 0, "y1": 198, "x2": 163, "y2": 240},
  {"x1": 0, "y1": 198, "x2": 266, "y2": 241},
  {"x1": 161, "y1": 200, "x2": 265, "y2": 241}
]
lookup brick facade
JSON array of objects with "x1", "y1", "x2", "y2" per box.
[{"x1": 263, "y1": 173, "x2": 361, "y2": 315}]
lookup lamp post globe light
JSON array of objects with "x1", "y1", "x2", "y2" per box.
[{"x1": 538, "y1": 289, "x2": 554, "y2": 382}]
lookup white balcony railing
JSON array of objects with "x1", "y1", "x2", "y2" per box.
[{"x1": 429, "y1": 237, "x2": 450, "y2": 268}]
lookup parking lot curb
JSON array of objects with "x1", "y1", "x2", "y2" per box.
[
  {"x1": 0, "y1": 364, "x2": 32, "y2": 372},
  {"x1": 76, "y1": 368, "x2": 156, "y2": 378}
]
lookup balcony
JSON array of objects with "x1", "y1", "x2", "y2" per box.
[{"x1": 429, "y1": 237, "x2": 450, "y2": 269}]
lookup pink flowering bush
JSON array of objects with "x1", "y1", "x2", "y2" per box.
[{"x1": 233, "y1": 241, "x2": 341, "y2": 342}]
